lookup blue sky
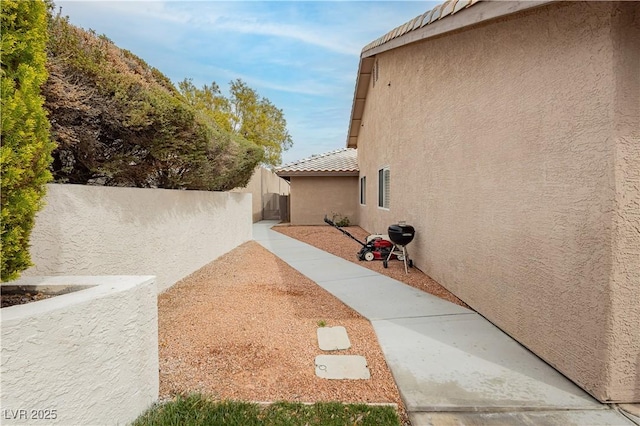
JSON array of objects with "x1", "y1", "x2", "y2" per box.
[{"x1": 55, "y1": 1, "x2": 438, "y2": 165}]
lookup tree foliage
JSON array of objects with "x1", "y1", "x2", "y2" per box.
[
  {"x1": 179, "y1": 78, "x2": 293, "y2": 167},
  {"x1": 178, "y1": 78, "x2": 232, "y2": 132},
  {"x1": 1, "y1": 0, "x2": 55, "y2": 281},
  {"x1": 44, "y1": 15, "x2": 263, "y2": 190}
]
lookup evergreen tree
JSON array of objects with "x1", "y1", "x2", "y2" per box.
[{"x1": 1, "y1": 0, "x2": 55, "y2": 280}]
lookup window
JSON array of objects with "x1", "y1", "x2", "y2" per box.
[
  {"x1": 360, "y1": 176, "x2": 366, "y2": 205},
  {"x1": 378, "y1": 167, "x2": 390, "y2": 209}
]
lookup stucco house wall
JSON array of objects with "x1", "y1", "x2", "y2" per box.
[
  {"x1": 289, "y1": 176, "x2": 358, "y2": 226},
  {"x1": 355, "y1": 2, "x2": 639, "y2": 402}
]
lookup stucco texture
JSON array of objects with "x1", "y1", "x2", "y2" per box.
[
  {"x1": 233, "y1": 167, "x2": 290, "y2": 222},
  {"x1": 24, "y1": 184, "x2": 252, "y2": 293},
  {"x1": 356, "y1": 2, "x2": 639, "y2": 402},
  {"x1": 1, "y1": 276, "x2": 158, "y2": 425},
  {"x1": 289, "y1": 176, "x2": 358, "y2": 225}
]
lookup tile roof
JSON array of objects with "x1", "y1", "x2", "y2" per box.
[
  {"x1": 276, "y1": 148, "x2": 358, "y2": 177},
  {"x1": 361, "y1": 0, "x2": 481, "y2": 54}
]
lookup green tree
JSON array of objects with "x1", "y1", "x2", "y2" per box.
[
  {"x1": 229, "y1": 79, "x2": 292, "y2": 167},
  {"x1": 1, "y1": 0, "x2": 55, "y2": 281},
  {"x1": 178, "y1": 78, "x2": 232, "y2": 132},
  {"x1": 179, "y1": 78, "x2": 293, "y2": 167}
]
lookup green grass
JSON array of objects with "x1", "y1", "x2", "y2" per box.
[{"x1": 132, "y1": 394, "x2": 401, "y2": 426}]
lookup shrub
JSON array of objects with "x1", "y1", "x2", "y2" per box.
[
  {"x1": 1, "y1": 0, "x2": 55, "y2": 281},
  {"x1": 331, "y1": 213, "x2": 350, "y2": 227},
  {"x1": 44, "y1": 16, "x2": 264, "y2": 190}
]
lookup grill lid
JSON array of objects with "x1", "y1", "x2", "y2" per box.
[{"x1": 387, "y1": 223, "x2": 415, "y2": 246}]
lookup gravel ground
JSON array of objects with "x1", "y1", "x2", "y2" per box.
[
  {"x1": 159, "y1": 241, "x2": 404, "y2": 409},
  {"x1": 274, "y1": 225, "x2": 467, "y2": 308},
  {"x1": 158, "y1": 224, "x2": 468, "y2": 423}
]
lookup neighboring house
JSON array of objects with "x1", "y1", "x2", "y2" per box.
[
  {"x1": 232, "y1": 167, "x2": 290, "y2": 222},
  {"x1": 347, "y1": 0, "x2": 639, "y2": 403},
  {"x1": 276, "y1": 148, "x2": 358, "y2": 225}
]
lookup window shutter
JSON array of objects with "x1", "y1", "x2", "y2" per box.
[
  {"x1": 384, "y1": 169, "x2": 390, "y2": 208},
  {"x1": 378, "y1": 168, "x2": 390, "y2": 208}
]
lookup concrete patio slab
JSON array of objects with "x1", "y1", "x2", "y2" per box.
[
  {"x1": 283, "y1": 257, "x2": 379, "y2": 283},
  {"x1": 252, "y1": 221, "x2": 283, "y2": 241},
  {"x1": 372, "y1": 314, "x2": 603, "y2": 411},
  {"x1": 619, "y1": 404, "x2": 640, "y2": 424},
  {"x1": 254, "y1": 237, "x2": 311, "y2": 252},
  {"x1": 317, "y1": 326, "x2": 351, "y2": 351},
  {"x1": 318, "y1": 275, "x2": 472, "y2": 320},
  {"x1": 259, "y1": 244, "x2": 327, "y2": 262},
  {"x1": 410, "y1": 409, "x2": 634, "y2": 426},
  {"x1": 315, "y1": 355, "x2": 370, "y2": 380}
]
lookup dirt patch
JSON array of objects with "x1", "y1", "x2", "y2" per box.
[
  {"x1": 159, "y1": 242, "x2": 405, "y2": 414},
  {"x1": 1, "y1": 291, "x2": 54, "y2": 308},
  {"x1": 274, "y1": 225, "x2": 468, "y2": 308}
]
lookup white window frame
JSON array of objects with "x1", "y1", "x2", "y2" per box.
[
  {"x1": 360, "y1": 176, "x2": 366, "y2": 205},
  {"x1": 378, "y1": 167, "x2": 390, "y2": 210}
]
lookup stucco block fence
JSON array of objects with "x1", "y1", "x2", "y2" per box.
[
  {"x1": 1, "y1": 184, "x2": 253, "y2": 424},
  {"x1": 23, "y1": 184, "x2": 252, "y2": 293},
  {"x1": 1, "y1": 276, "x2": 157, "y2": 425}
]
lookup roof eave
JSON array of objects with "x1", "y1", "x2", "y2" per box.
[
  {"x1": 345, "y1": 0, "x2": 557, "y2": 149},
  {"x1": 275, "y1": 171, "x2": 359, "y2": 178},
  {"x1": 346, "y1": 57, "x2": 375, "y2": 148}
]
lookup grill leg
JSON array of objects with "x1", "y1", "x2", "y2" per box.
[
  {"x1": 403, "y1": 246, "x2": 409, "y2": 274},
  {"x1": 386, "y1": 245, "x2": 396, "y2": 264},
  {"x1": 387, "y1": 244, "x2": 410, "y2": 274}
]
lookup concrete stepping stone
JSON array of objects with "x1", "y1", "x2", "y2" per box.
[
  {"x1": 315, "y1": 355, "x2": 370, "y2": 380},
  {"x1": 317, "y1": 326, "x2": 351, "y2": 351}
]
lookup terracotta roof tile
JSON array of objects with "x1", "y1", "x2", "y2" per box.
[
  {"x1": 441, "y1": 0, "x2": 456, "y2": 18},
  {"x1": 363, "y1": 0, "x2": 481, "y2": 54},
  {"x1": 453, "y1": 0, "x2": 472, "y2": 14},
  {"x1": 276, "y1": 148, "x2": 358, "y2": 176}
]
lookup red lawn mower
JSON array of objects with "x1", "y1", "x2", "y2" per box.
[
  {"x1": 323, "y1": 216, "x2": 415, "y2": 271},
  {"x1": 324, "y1": 216, "x2": 394, "y2": 261}
]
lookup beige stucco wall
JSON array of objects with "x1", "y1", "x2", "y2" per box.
[
  {"x1": 609, "y1": 4, "x2": 640, "y2": 402},
  {"x1": 290, "y1": 176, "x2": 358, "y2": 225},
  {"x1": 356, "y1": 2, "x2": 639, "y2": 402},
  {"x1": 233, "y1": 167, "x2": 290, "y2": 222},
  {"x1": 24, "y1": 184, "x2": 252, "y2": 293}
]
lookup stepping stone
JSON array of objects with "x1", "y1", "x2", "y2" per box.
[
  {"x1": 314, "y1": 355, "x2": 370, "y2": 380},
  {"x1": 317, "y1": 326, "x2": 351, "y2": 351}
]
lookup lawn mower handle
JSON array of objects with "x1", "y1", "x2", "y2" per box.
[{"x1": 323, "y1": 216, "x2": 366, "y2": 247}]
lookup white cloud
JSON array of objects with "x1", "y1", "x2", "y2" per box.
[{"x1": 213, "y1": 19, "x2": 362, "y2": 56}]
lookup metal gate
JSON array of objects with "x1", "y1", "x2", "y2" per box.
[{"x1": 262, "y1": 193, "x2": 289, "y2": 221}]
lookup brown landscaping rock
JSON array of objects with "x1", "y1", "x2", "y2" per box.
[{"x1": 158, "y1": 241, "x2": 404, "y2": 412}]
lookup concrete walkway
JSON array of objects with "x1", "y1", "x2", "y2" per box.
[{"x1": 253, "y1": 221, "x2": 634, "y2": 425}]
